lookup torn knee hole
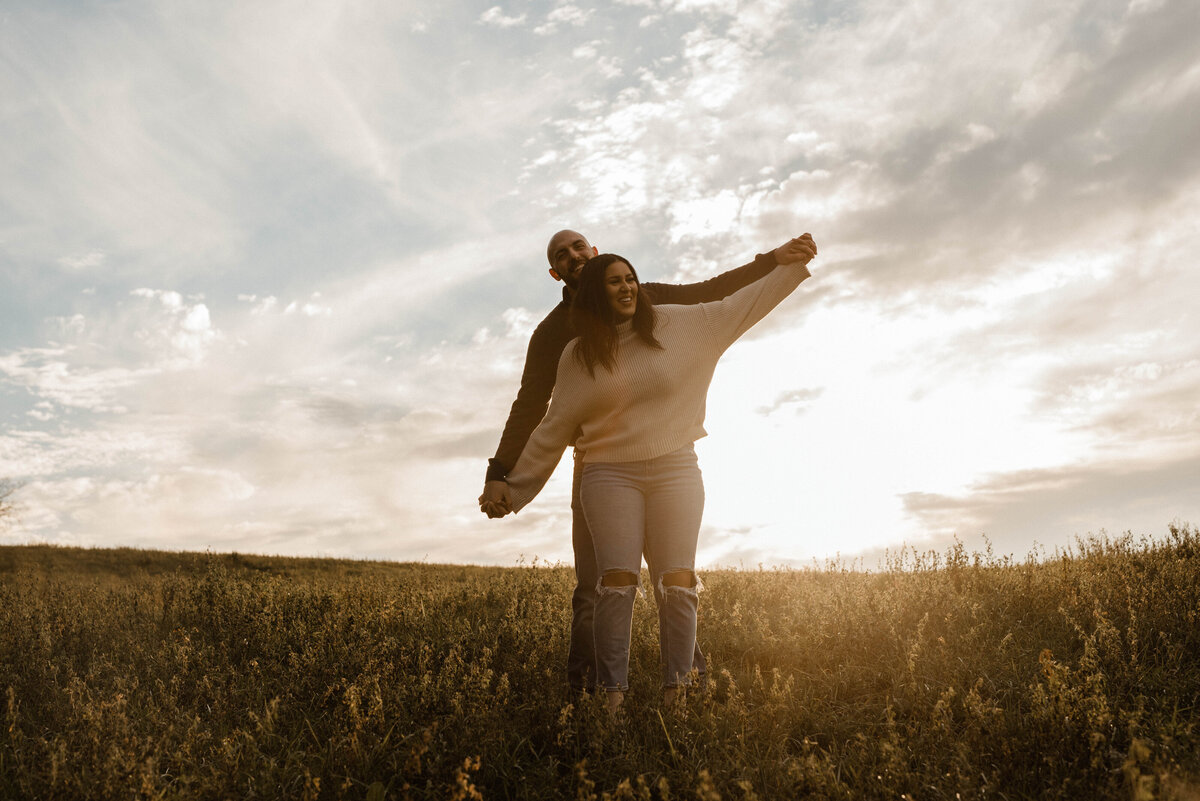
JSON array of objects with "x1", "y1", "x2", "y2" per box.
[
  {"x1": 661, "y1": 570, "x2": 697, "y2": 589},
  {"x1": 601, "y1": 571, "x2": 639, "y2": 588}
]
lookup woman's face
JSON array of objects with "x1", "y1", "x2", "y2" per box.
[{"x1": 604, "y1": 261, "x2": 638, "y2": 321}]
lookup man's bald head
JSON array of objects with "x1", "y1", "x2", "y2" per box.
[{"x1": 545, "y1": 229, "x2": 598, "y2": 290}]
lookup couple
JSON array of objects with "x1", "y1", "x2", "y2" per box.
[{"x1": 480, "y1": 229, "x2": 818, "y2": 712}]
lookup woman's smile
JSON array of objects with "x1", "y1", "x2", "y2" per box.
[{"x1": 605, "y1": 261, "x2": 639, "y2": 320}]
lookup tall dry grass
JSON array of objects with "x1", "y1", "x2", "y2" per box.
[{"x1": 1, "y1": 526, "x2": 1198, "y2": 800}]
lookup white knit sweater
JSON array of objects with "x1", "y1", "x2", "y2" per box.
[{"x1": 507, "y1": 261, "x2": 811, "y2": 512}]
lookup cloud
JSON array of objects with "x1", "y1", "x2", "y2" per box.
[
  {"x1": 128, "y1": 289, "x2": 219, "y2": 364},
  {"x1": 756, "y1": 387, "x2": 824, "y2": 416},
  {"x1": 535, "y1": 4, "x2": 595, "y2": 35},
  {"x1": 900, "y1": 454, "x2": 1200, "y2": 558},
  {"x1": 0, "y1": 1, "x2": 583, "y2": 296},
  {"x1": 0, "y1": 249, "x2": 555, "y2": 559},
  {"x1": 0, "y1": 347, "x2": 147, "y2": 415},
  {"x1": 57, "y1": 251, "x2": 106, "y2": 271},
  {"x1": 522, "y1": 0, "x2": 1200, "y2": 321},
  {"x1": 697, "y1": 523, "x2": 774, "y2": 568},
  {"x1": 283, "y1": 294, "x2": 333, "y2": 318},
  {"x1": 663, "y1": 0, "x2": 738, "y2": 14},
  {"x1": 480, "y1": 7, "x2": 527, "y2": 28}
]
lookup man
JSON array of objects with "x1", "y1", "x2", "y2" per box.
[{"x1": 480, "y1": 229, "x2": 781, "y2": 695}]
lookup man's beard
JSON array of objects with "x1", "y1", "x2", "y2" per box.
[{"x1": 562, "y1": 267, "x2": 583, "y2": 292}]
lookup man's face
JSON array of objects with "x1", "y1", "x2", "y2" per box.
[{"x1": 546, "y1": 230, "x2": 597, "y2": 291}]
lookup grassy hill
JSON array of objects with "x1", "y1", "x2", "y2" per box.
[{"x1": 2, "y1": 528, "x2": 1198, "y2": 800}]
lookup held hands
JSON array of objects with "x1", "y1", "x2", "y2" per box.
[
  {"x1": 478, "y1": 480, "x2": 512, "y2": 519},
  {"x1": 773, "y1": 233, "x2": 818, "y2": 266}
]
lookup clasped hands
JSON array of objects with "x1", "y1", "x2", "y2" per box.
[
  {"x1": 479, "y1": 480, "x2": 512, "y2": 518},
  {"x1": 774, "y1": 232, "x2": 817, "y2": 266}
]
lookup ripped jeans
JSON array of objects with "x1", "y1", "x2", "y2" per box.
[{"x1": 580, "y1": 444, "x2": 705, "y2": 691}]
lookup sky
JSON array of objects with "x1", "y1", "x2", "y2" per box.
[{"x1": 2, "y1": 0, "x2": 1198, "y2": 568}]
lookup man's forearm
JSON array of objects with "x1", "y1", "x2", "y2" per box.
[{"x1": 644, "y1": 251, "x2": 778, "y2": 306}]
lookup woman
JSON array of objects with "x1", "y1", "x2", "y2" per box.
[{"x1": 505, "y1": 233, "x2": 817, "y2": 711}]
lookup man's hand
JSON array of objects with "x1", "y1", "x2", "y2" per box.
[
  {"x1": 773, "y1": 233, "x2": 818, "y2": 266},
  {"x1": 478, "y1": 480, "x2": 512, "y2": 519}
]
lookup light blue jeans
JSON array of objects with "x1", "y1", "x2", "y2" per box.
[{"x1": 580, "y1": 444, "x2": 705, "y2": 691}]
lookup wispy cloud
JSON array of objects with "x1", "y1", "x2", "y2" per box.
[
  {"x1": 480, "y1": 7, "x2": 529, "y2": 28},
  {"x1": 756, "y1": 387, "x2": 824, "y2": 416},
  {"x1": 901, "y1": 453, "x2": 1200, "y2": 558}
]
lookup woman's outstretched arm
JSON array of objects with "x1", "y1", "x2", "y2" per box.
[
  {"x1": 503, "y1": 344, "x2": 591, "y2": 514},
  {"x1": 700, "y1": 233, "x2": 818, "y2": 348}
]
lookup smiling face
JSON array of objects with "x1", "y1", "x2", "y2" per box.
[
  {"x1": 546, "y1": 230, "x2": 597, "y2": 291},
  {"x1": 604, "y1": 260, "x2": 638, "y2": 321}
]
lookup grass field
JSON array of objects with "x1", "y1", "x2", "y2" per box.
[{"x1": 1, "y1": 526, "x2": 1198, "y2": 800}]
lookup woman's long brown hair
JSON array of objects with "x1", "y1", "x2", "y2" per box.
[{"x1": 569, "y1": 254, "x2": 663, "y2": 376}]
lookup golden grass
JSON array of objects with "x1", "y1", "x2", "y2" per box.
[{"x1": 2, "y1": 526, "x2": 1198, "y2": 800}]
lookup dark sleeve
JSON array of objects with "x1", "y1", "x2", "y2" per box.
[
  {"x1": 642, "y1": 250, "x2": 778, "y2": 306},
  {"x1": 486, "y1": 307, "x2": 571, "y2": 482}
]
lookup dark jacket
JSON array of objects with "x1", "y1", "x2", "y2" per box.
[{"x1": 486, "y1": 251, "x2": 779, "y2": 482}]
